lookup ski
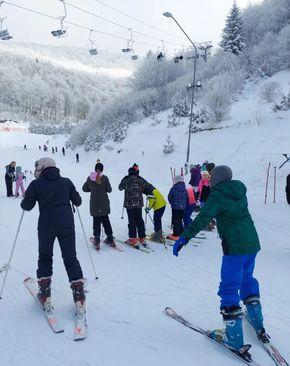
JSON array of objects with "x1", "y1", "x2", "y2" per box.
[
  {"x1": 164, "y1": 307, "x2": 261, "y2": 366},
  {"x1": 246, "y1": 319, "x2": 289, "y2": 366},
  {"x1": 73, "y1": 302, "x2": 87, "y2": 341},
  {"x1": 89, "y1": 237, "x2": 124, "y2": 252},
  {"x1": 23, "y1": 277, "x2": 64, "y2": 334},
  {"x1": 115, "y1": 238, "x2": 152, "y2": 253}
]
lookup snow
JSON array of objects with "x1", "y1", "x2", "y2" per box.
[{"x1": 1, "y1": 71, "x2": 290, "y2": 366}]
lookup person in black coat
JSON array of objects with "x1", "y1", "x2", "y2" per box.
[
  {"x1": 82, "y1": 162, "x2": 114, "y2": 249},
  {"x1": 21, "y1": 157, "x2": 85, "y2": 307},
  {"x1": 286, "y1": 174, "x2": 290, "y2": 204},
  {"x1": 5, "y1": 161, "x2": 16, "y2": 197},
  {"x1": 118, "y1": 167, "x2": 149, "y2": 247}
]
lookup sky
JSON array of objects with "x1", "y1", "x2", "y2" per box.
[{"x1": 0, "y1": 0, "x2": 262, "y2": 54}]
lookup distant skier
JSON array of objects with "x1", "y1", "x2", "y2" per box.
[
  {"x1": 20, "y1": 158, "x2": 86, "y2": 312},
  {"x1": 286, "y1": 174, "x2": 290, "y2": 204},
  {"x1": 5, "y1": 161, "x2": 16, "y2": 197},
  {"x1": 173, "y1": 166, "x2": 267, "y2": 357},
  {"x1": 15, "y1": 166, "x2": 26, "y2": 197},
  {"x1": 143, "y1": 184, "x2": 166, "y2": 242},
  {"x1": 24, "y1": 144, "x2": 27, "y2": 150},
  {"x1": 52, "y1": 147, "x2": 55, "y2": 154},
  {"x1": 82, "y1": 162, "x2": 114, "y2": 251},
  {"x1": 55, "y1": 147, "x2": 58, "y2": 153},
  {"x1": 167, "y1": 175, "x2": 187, "y2": 240},
  {"x1": 118, "y1": 167, "x2": 150, "y2": 248},
  {"x1": 38, "y1": 146, "x2": 42, "y2": 151},
  {"x1": 76, "y1": 153, "x2": 79, "y2": 163},
  {"x1": 62, "y1": 147, "x2": 65, "y2": 156}
]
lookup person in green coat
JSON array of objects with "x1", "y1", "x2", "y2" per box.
[{"x1": 173, "y1": 165, "x2": 268, "y2": 357}]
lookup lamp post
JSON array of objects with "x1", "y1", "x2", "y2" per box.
[{"x1": 163, "y1": 12, "x2": 198, "y2": 174}]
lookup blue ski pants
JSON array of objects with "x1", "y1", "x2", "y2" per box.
[{"x1": 218, "y1": 254, "x2": 260, "y2": 309}]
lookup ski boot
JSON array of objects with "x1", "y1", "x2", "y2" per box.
[
  {"x1": 125, "y1": 238, "x2": 140, "y2": 249},
  {"x1": 167, "y1": 234, "x2": 179, "y2": 241},
  {"x1": 103, "y1": 236, "x2": 116, "y2": 247},
  {"x1": 138, "y1": 237, "x2": 147, "y2": 248},
  {"x1": 244, "y1": 296, "x2": 270, "y2": 343},
  {"x1": 152, "y1": 230, "x2": 164, "y2": 243},
  {"x1": 71, "y1": 279, "x2": 86, "y2": 306},
  {"x1": 91, "y1": 236, "x2": 101, "y2": 251},
  {"x1": 208, "y1": 307, "x2": 246, "y2": 351},
  {"x1": 37, "y1": 276, "x2": 51, "y2": 306}
]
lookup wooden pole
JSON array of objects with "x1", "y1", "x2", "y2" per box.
[
  {"x1": 273, "y1": 166, "x2": 277, "y2": 203},
  {"x1": 264, "y1": 162, "x2": 271, "y2": 205}
]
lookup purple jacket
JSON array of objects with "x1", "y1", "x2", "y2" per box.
[
  {"x1": 189, "y1": 167, "x2": 201, "y2": 187},
  {"x1": 168, "y1": 181, "x2": 187, "y2": 210}
]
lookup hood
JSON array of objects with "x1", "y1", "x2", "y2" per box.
[
  {"x1": 213, "y1": 180, "x2": 246, "y2": 200},
  {"x1": 40, "y1": 167, "x2": 60, "y2": 180},
  {"x1": 16, "y1": 166, "x2": 22, "y2": 173},
  {"x1": 174, "y1": 181, "x2": 186, "y2": 190}
]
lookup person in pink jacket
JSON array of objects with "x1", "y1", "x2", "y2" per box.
[
  {"x1": 15, "y1": 166, "x2": 26, "y2": 197},
  {"x1": 198, "y1": 170, "x2": 210, "y2": 208}
]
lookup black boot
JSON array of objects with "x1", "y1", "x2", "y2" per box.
[
  {"x1": 37, "y1": 277, "x2": 51, "y2": 305},
  {"x1": 70, "y1": 279, "x2": 86, "y2": 305},
  {"x1": 103, "y1": 236, "x2": 115, "y2": 245}
]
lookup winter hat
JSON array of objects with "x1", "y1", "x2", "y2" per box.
[
  {"x1": 128, "y1": 167, "x2": 138, "y2": 176},
  {"x1": 201, "y1": 170, "x2": 210, "y2": 178},
  {"x1": 210, "y1": 165, "x2": 232, "y2": 188},
  {"x1": 34, "y1": 157, "x2": 56, "y2": 178},
  {"x1": 206, "y1": 162, "x2": 215, "y2": 174},
  {"x1": 173, "y1": 175, "x2": 183, "y2": 184},
  {"x1": 95, "y1": 162, "x2": 104, "y2": 172},
  {"x1": 16, "y1": 166, "x2": 22, "y2": 173}
]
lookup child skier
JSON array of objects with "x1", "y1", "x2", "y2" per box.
[
  {"x1": 198, "y1": 170, "x2": 210, "y2": 208},
  {"x1": 183, "y1": 185, "x2": 196, "y2": 229},
  {"x1": 143, "y1": 184, "x2": 166, "y2": 242},
  {"x1": 167, "y1": 175, "x2": 187, "y2": 240},
  {"x1": 173, "y1": 166, "x2": 266, "y2": 358},
  {"x1": 5, "y1": 161, "x2": 16, "y2": 197},
  {"x1": 21, "y1": 158, "x2": 86, "y2": 313},
  {"x1": 118, "y1": 167, "x2": 149, "y2": 248},
  {"x1": 15, "y1": 166, "x2": 26, "y2": 197},
  {"x1": 82, "y1": 162, "x2": 114, "y2": 251}
]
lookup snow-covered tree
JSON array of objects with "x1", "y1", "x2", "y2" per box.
[
  {"x1": 220, "y1": 2, "x2": 245, "y2": 55},
  {"x1": 163, "y1": 135, "x2": 175, "y2": 154}
]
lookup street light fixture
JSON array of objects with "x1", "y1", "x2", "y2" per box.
[{"x1": 163, "y1": 11, "x2": 198, "y2": 174}]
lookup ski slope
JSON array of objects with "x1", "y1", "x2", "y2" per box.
[{"x1": 0, "y1": 71, "x2": 290, "y2": 366}]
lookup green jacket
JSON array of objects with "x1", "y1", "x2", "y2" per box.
[{"x1": 182, "y1": 180, "x2": 260, "y2": 255}]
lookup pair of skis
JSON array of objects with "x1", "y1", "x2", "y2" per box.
[
  {"x1": 89, "y1": 237, "x2": 124, "y2": 252},
  {"x1": 23, "y1": 277, "x2": 87, "y2": 341},
  {"x1": 165, "y1": 307, "x2": 289, "y2": 366}
]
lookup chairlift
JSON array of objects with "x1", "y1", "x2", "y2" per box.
[
  {"x1": 88, "y1": 30, "x2": 98, "y2": 56},
  {"x1": 0, "y1": 17, "x2": 12, "y2": 41},
  {"x1": 174, "y1": 55, "x2": 183, "y2": 64},
  {"x1": 156, "y1": 40, "x2": 165, "y2": 61},
  {"x1": 51, "y1": 0, "x2": 67, "y2": 38},
  {"x1": 131, "y1": 54, "x2": 138, "y2": 61},
  {"x1": 196, "y1": 80, "x2": 202, "y2": 88}
]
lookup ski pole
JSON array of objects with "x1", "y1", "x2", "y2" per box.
[
  {"x1": 121, "y1": 206, "x2": 125, "y2": 219},
  {"x1": 0, "y1": 210, "x2": 25, "y2": 299},
  {"x1": 264, "y1": 162, "x2": 271, "y2": 205},
  {"x1": 273, "y1": 166, "x2": 277, "y2": 203},
  {"x1": 170, "y1": 167, "x2": 174, "y2": 183},
  {"x1": 76, "y1": 207, "x2": 98, "y2": 280}
]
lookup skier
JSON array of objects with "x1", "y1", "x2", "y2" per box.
[
  {"x1": 189, "y1": 164, "x2": 202, "y2": 205},
  {"x1": 5, "y1": 161, "x2": 16, "y2": 197},
  {"x1": 15, "y1": 166, "x2": 26, "y2": 197},
  {"x1": 118, "y1": 167, "x2": 149, "y2": 248},
  {"x1": 52, "y1": 147, "x2": 55, "y2": 154},
  {"x1": 173, "y1": 166, "x2": 266, "y2": 356},
  {"x1": 24, "y1": 144, "x2": 27, "y2": 150},
  {"x1": 198, "y1": 170, "x2": 211, "y2": 208},
  {"x1": 38, "y1": 146, "x2": 42, "y2": 151},
  {"x1": 143, "y1": 184, "x2": 166, "y2": 242},
  {"x1": 20, "y1": 158, "x2": 86, "y2": 312},
  {"x1": 167, "y1": 175, "x2": 187, "y2": 240},
  {"x1": 62, "y1": 147, "x2": 65, "y2": 156},
  {"x1": 55, "y1": 147, "x2": 58, "y2": 153},
  {"x1": 82, "y1": 162, "x2": 114, "y2": 251},
  {"x1": 76, "y1": 153, "x2": 79, "y2": 163},
  {"x1": 286, "y1": 174, "x2": 290, "y2": 204}
]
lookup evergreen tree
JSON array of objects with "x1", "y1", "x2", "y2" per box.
[{"x1": 220, "y1": 2, "x2": 245, "y2": 55}]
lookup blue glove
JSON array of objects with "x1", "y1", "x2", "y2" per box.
[{"x1": 173, "y1": 236, "x2": 189, "y2": 257}]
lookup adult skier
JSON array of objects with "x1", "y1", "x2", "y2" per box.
[
  {"x1": 286, "y1": 174, "x2": 290, "y2": 204},
  {"x1": 173, "y1": 166, "x2": 266, "y2": 356},
  {"x1": 5, "y1": 161, "x2": 16, "y2": 197},
  {"x1": 20, "y1": 158, "x2": 86, "y2": 311},
  {"x1": 118, "y1": 167, "x2": 149, "y2": 248},
  {"x1": 82, "y1": 162, "x2": 114, "y2": 250}
]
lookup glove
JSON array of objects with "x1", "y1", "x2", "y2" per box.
[
  {"x1": 145, "y1": 207, "x2": 150, "y2": 214},
  {"x1": 173, "y1": 236, "x2": 189, "y2": 257}
]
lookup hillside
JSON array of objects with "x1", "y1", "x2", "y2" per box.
[
  {"x1": 0, "y1": 70, "x2": 290, "y2": 366},
  {"x1": 0, "y1": 42, "x2": 135, "y2": 125}
]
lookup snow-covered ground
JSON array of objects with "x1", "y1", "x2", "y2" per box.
[{"x1": 0, "y1": 71, "x2": 290, "y2": 366}]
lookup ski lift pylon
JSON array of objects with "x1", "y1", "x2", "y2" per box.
[
  {"x1": 89, "y1": 29, "x2": 98, "y2": 55},
  {"x1": 51, "y1": 0, "x2": 67, "y2": 38}
]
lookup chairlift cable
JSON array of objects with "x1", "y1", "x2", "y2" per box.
[
  {"x1": 91, "y1": 0, "x2": 186, "y2": 41},
  {"x1": 63, "y1": 2, "x2": 184, "y2": 47},
  {"x1": 2, "y1": 1, "x2": 177, "y2": 49}
]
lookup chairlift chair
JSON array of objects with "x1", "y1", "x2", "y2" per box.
[
  {"x1": 51, "y1": 1, "x2": 67, "y2": 39},
  {"x1": 157, "y1": 52, "x2": 165, "y2": 61},
  {"x1": 131, "y1": 54, "x2": 138, "y2": 61},
  {"x1": 88, "y1": 30, "x2": 98, "y2": 55},
  {"x1": 0, "y1": 17, "x2": 12, "y2": 41},
  {"x1": 89, "y1": 48, "x2": 98, "y2": 56}
]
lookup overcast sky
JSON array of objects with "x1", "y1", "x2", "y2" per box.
[{"x1": 1, "y1": 0, "x2": 261, "y2": 54}]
